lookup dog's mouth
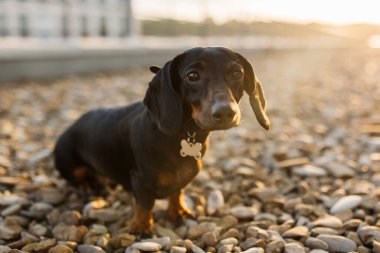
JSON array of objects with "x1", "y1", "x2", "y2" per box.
[{"x1": 194, "y1": 115, "x2": 240, "y2": 131}]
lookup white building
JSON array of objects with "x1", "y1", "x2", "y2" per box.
[{"x1": 0, "y1": 0, "x2": 137, "y2": 39}]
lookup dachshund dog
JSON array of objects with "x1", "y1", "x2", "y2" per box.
[{"x1": 54, "y1": 47, "x2": 270, "y2": 236}]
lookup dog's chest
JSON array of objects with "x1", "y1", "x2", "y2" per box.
[{"x1": 156, "y1": 159, "x2": 202, "y2": 197}]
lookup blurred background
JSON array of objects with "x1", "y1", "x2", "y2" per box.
[{"x1": 1, "y1": 0, "x2": 380, "y2": 81}]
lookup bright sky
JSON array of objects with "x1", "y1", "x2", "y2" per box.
[{"x1": 133, "y1": 0, "x2": 380, "y2": 25}]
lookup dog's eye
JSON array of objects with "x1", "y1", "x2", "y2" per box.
[
  {"x1": 232, "y1": 70, "x2": 243, "y2": 79},
  {"x1": 186, "y1": 72, "x2": 200, "y2": 82}
]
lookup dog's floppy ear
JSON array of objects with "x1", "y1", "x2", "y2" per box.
[
  {"x1": 144, "y1": 58, "x2": 183, "y2": 135},
  {"x1": 237, "y1": 53, "x2": 270, "y2": 130}
]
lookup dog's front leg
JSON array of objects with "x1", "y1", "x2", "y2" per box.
[
  {"x1": 129, "y1": 179, "x2": 155, "y2": 237},
  {"x1": 167, "y1": 189, "x2": 194, "y2": 224},
  {"x1": 130, "y1": 200, "x2": 154, "y2": 237}
]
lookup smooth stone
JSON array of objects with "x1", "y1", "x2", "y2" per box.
[
  {"x1": 0, "y1": 245, "x2": 11, "y2": 253},
  {"x1": 142, "y1": 237, "x2": 171, "y2": 248},
  {"x1": 317, "y1": 234, "x2": 356, "y2": 252},
  {"x1": 282, "y1": 226, "x2": 309, "y2": 238},
  {"x1": 292, "y1": 165, "x2": 327, "y2": 177},
  {"x1": 187, "y1": 222, "x2": 217, "y2": 239},
  {"x1": 87, "y1": 208, "x2": 123, "y2": 223},
  {"x1": 0, "y1": 194, "x2": 28, "y2": 206},
  {"x1": 254, "y1": 213, "x2": 277, "y2": 223},
  {"x1": 217, "y1": 237, "x2": 238, "y2": 247},
  {"x1": 241, "y1": 248, "x2": 264, "y2": 253},
  {"x1": 358, "y1": 226, "x2": 380, "y2": 244},
  {"x1": 1, "y1": 204, "x2": 21, "y2": 216},
  {"x1": 305, "y1": 237, "x2": 329, "y2": 250},
  {"x1": 246, "y1": 226, "x2": 270, "y2": 241},
  {"x1": 78, "y1": 244, "x2": 106, "y2": 253},
  {"x1": 39, "y1": 188, "x2": 66, "y2": 205},
  {"x1": 131, "y1": 242, "x2": 162, "y2": 251},
  {"x1": 21, "y1": 238, "x2": 57, "y2": 252},
  {"x1": 110, "y1": 233, "x2": 136, "y2": 249},
  {"x1": 191, "y1": 244, "x2": 206, "y2": 253},
  {"x1": 284, "y1": 243, "x2": 305, "y2": 253},
  {"x1": 28, "y1": 202, "x2": 54, "y2": 219},
  {"x1": 52, "y1": 224, "x2": 88, "y2": 242},
  {"x1": 207, "y1": 189, "x2": 225, "y2": 215},
  {"x1": 324, "y1": 163, "x2": 355, "y2": 178},
  {"x1": 59, "y1": 211, "x2": 81, "y2": 225},
  {"x1": 30, "y1": 223, "x2": 48, "y2": 236},
  {"x1": 170, "y1": 246, "x2": 187, "y2": 253},
  {"x1": 330, "y1": 195, "x2": 362, "y2": 214},
  {"x1": 311, "y1": 216, "x2": 343, "y2": 229},
  {"x1": 309, "y1": 250, "x2": 328, "y2": 253},
  {"x1": 217, "y1": 244, "x2": 234, "y2": 253},
  {"x1": 82, "y1": 199, "x2": 108, "y2": 216},
  {"x1": 48, "y1": 244, "x2": 74, "y2": 253},
  {"x1": 155, "y1": 225, "x2": 180, "y2": 240},
  {"x1": 0, "y1": 218, "x2": 22, "y2": 240},
  {"x1": 230, "y1": 206, "x2": 257, "y2": 220},
  {"x1": 373, "y1": 240, "x2": 380, "y2": 253},
  {"x1": 266, "y1": 240, "x2": 285, "y2": 253},
  {"x1": 311, "y1": 227, "x2": 339, "y2": 236},
  {"x1": 201, "y1": 231, "x2": 218, "y2": 246}
]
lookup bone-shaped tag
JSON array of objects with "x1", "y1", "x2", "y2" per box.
[{"x1": 180, "y1": 139, "x2": 202, "y2": 160}]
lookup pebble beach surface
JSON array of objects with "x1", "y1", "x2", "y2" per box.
[{"x1": 0, "y1": 48, "x2": 380, "y2": 253}]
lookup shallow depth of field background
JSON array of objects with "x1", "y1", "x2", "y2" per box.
[{"x1": 0, "y1": 1, "x2": 380, "y2": 253}]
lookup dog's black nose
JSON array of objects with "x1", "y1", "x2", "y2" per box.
[{"x1": 211, "y1": 103, "x2": 237, "y2": 123}]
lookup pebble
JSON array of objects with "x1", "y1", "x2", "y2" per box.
[
  {"x1": 28, "y1": 202, "x2": 54, "y2": 219},
  {"x1": 110, "y1": 233, "x2": 136, "y2": 249},
  {"x1": 266, "y1": 240, "x2": 285, "y2": 253},
  {"x1": 30, "y1": 223, "x2": 48, "y2": 236},
  {"x1": 207, "y1": 189, "x2": 225, "y2": 215},
  {"x1": 48, "y1": 244, "x2": 74, "y2": 253},
  {"x1": 82, "y1": 199, "x2": 108, "y2": 216},
  {"x1": 284, "y1": 243, "x2": 305, "y2": 253},
  {"x1": 170, "y1": 246, "x2": 187, "y2": 253},
  {"x1": 229, "y1": 206, "x2": 257, "y2": 220},
  {"x1": 52, "y1": 224, "x2": 88, "y2": 242},
  {"x1": 0, "y1": 246, "x2": 11, "y2": 253},
  {"x1": 1, "y1": 204, "x2": 21, "y2": 216},
  {"x1": 317, "y1": 234, "x2": 356, "y2": 252},
  {"x1": 131, "y1": 242, "x2": 162, "y2": 251},
  {"x1": 358, "y1": 226, "x2": 380, "y2": 244},
  {"x1": 305, "y1": 237, "x2": 329, "y2": 250},
  {"x1": 21, "y1": 238, "x2": 57, "y2": 252},
  {"x1": 78, "y1": 244, "x2": 106, "y2": 253},
  {"x1": 59, "y1": 210, "x2": 82, "y2": 225},
  {"x1": 241, "y1": 248, "x2": 264, "y2": 253},
  {"x1": 0, "y1": 194, "x2": 28, "y2": 206},
  {"x1": 324, "y1": 163, "x2": 355, "y2": 178},
  {"x1": 292, "y1": 165, "x2": 327, "y2": 177},
  {"x1": 201, "y1": 231, "x2": 218, "y2": 246},
  {"x1": 282, "y1": 226, "x2": 308, "y2": 238},
  {"x1": 142, "y1": 236, "x2": 171, "y2": 248},
  {"x1": 0, "y1": 218, "x2": 22, "y2": 240},
  {"x1": 330, "y1": 195, "x2": 363, "y2": 213},
  {"x1": 187, "y1": 222, "x2": 217, "y2": 239},
  {"x1": 217, "y1": 244, "x2": 234, "y2": 253},
  {"x1": 311, "y1": 216, "x2": 343, "y2": 229}
]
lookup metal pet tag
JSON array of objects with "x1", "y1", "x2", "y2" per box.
[{"x1": 180, "y1": 132, "x2": 202, "y2": 160}]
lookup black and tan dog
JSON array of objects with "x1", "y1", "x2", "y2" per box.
[{"x1": 54, "y1": 47, "x2": 270, "y2": 236}]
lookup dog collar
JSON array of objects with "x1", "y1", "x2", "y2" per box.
[{"x1": 180, "y1": 132, "x2": 202, "y2": 160}]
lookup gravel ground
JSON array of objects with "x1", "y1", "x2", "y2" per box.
[{"x1": 0, "y1": 48, "x2": 380, "y2": 253}]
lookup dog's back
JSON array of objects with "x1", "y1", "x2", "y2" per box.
[{"x1": 54, "y1": 102, "x2": 145, "y2": 190}]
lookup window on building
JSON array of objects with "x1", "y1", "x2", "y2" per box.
[
  {"x1": 100, "y1": 16, "x2": 107, "y2": 37},
  {"x1": 19, "y1": 14, "x2": 29, "y2": 37},
  {"x1": 81, "y1": 16, "x2": 88, "y2": 37},
  {"x1": 0, "y1": 15, "x2": 8, "y2": 36}
]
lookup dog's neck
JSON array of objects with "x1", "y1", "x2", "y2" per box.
[{"x1": 178, "y1": 118, "x2": 209, "y2": 144}]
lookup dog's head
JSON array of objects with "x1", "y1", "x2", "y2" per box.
[{"x1": 144, "y1": 47, "x2": 270, "y2": 135}]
